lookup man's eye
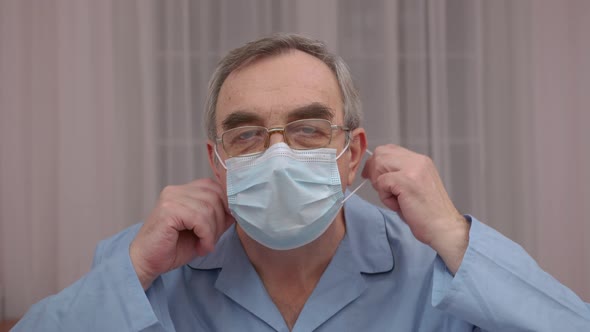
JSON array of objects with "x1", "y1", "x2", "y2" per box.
[
  {"x1": 294, "y1": 126, "x2": 318, "y2": 135},
  {"x1": 238, "y1": 130, "x2": 258, "y2": 140}
]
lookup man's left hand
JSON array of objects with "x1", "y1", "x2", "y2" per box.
[{"x1": 361, "y1": 144, "x2": 470, "y2": 274}]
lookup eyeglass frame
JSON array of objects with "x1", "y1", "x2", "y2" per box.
[{"x1": 215, "y1": 118, "x2": 351, "y2": 158}]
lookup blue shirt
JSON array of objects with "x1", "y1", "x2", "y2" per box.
[{"x1": 14, "y1": 194, "x2": 590, "y2": 331}]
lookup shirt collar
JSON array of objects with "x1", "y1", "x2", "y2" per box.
[
  {"x1": 342, "y1": 193, "x2": 395, "y2": 274},
  {"x1": 187, "y1": 193, "x2": 395, "y2": 274}
]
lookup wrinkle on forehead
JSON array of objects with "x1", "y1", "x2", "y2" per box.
[{"x1": 216, "y1": 50, "x2": 343, "y2": 129}]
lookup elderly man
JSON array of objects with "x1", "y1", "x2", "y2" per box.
[{"x1": 14, "y1": 34, "x2": 590, "y2": 331}]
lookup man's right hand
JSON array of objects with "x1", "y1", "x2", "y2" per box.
[{"x1": 129, "y1": 178, "x2": 235, "y2": 290}]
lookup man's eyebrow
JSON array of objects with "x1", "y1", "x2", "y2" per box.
[
  {"x1": 221, "y1": 111, "x2": 264, "y2": 132},
  {"x1": 286, "y1": 103, "x2": 335, "y2": 122},
  {"x1": 221, "y1": 103, "x2": 335, "y2": 132}
]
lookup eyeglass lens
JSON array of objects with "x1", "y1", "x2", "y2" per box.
[{"x1": 221, "y1": 119, "x2": 335, "y2": 157}]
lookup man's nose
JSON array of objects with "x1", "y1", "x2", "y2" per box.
[{"x1": 268, "y1": 129, "x2": 286, "y2": 146}]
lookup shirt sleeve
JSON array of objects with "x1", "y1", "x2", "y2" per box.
[
  {"x1": 430, "y1": 216, "x2": 590, "y2": 331},
  {"x1": 11, "y1": 239, "x2": 169, "y2": 332}
]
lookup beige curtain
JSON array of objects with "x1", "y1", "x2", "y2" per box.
[
  {"x1": 1, "y1": 0, "x2": 589, "y2": 320},
  {"x1": 527, "y1": 0, "x2": 590, "y2": 300},
  {"x1": 0, "y1": 0, "x2": 159, "y2": 318}
]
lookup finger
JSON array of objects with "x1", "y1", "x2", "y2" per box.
[
  {"x1": 162, "y1": 189, "x2": 226, "y2": 239},
  {"x1": 376, "y1": 143, "x2": 413, "y2": 157},
  {"x1": 223, "y1": 208, "x2": 236, "y2": 229},
  {"x1": 185, "y1": 191, "x2": 226, "y2": 230},
  {"x1": 362, "y1": 149, "x2": 404, "y2": 182},
  {"x1": 361, "y1": 154, "x2": 375, "y2": 179},
  {"x1": 191, "y1": 219, "x2": 217, "y2": 254},
  {"x1": 158, "y1": 201, "x2": 216, "y2": 254},
  {"x1": 375, "y1": 172, "x2": 413, "y2": 198},
  {"x1": 175, "y1": 204, "x2": 217, "y2": 253},
  {"x1": 185, "y1": 188, "x2": 235, "y2": 241},
  {"x1": 192, "y1": 180, "x2": 236, "y2": 230},
  {"x1": 161, "y1": 192, "x2": 222, "y2": 253},
  {"x1": 362, "y1": 154, "x2": 390, "y2": 182},
  {"x1": 177, "y1": 181, "x2": 227, "y2": 222},
  {"x1": 372, "y1": 173, "x2": 406, "y2": 213},
  {"x1": 205, "y1": 192, "x2": 233, "y2": 241},
  {"x1": 187, "y1": 178, "x2": 231, "y2": 214},
  {"x1": 380, "y1": 190, "x2": 401, "y2": 212},
  {"x1": 187, "y1": 177, "x2": 224, "y2": 196}
]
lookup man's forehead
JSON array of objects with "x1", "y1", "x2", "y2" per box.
[{"x1": 215, "y1": 50, "x2": 344, "y2": 128}]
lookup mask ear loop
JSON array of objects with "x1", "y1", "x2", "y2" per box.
[
  {"x1": 335, "y1": 130, "x2": 353, "y2": 160},
  {"x1": 335, "y1": 140, "x2": 351, "y2": 159},
  {"x1": 214, "y1": 144, "x2": 228, "y2": 170},
  {"x1": 342, "y1": 149, "x2": 373, "y2": 203}
]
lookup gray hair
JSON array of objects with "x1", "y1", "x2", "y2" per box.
[{"x1": 204, "y1": 33, "x2": 362, "y2": 141}]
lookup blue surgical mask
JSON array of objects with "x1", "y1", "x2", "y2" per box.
[{"x1": 217, "y1": 142, "x2": 367, "y2": 250}]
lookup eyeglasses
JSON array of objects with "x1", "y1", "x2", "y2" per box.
[{"x1": 216, "y1": 118, "x2": 350, "y2": 157}]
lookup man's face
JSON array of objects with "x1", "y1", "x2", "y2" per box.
[{"x1": 208, "y1": 50, "x2": 362, "y2": 195}]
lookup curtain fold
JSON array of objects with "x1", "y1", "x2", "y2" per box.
[
  {"x1": 528, "y1": 0, "x2": 590, "y2": 300},
  {"x1": 0, "y1": 0, "x2": 158, "y2": 318},
  {"x1": 1, "y1": 0, "x2": 588, "y2": 319}
]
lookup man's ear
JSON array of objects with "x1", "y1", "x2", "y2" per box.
[
  {"x1": 346, "y1": 128, "x2": 367, "y2": 186},
  {"x1": 207, "y1": 141, "x2": 223, "y2": 182}
]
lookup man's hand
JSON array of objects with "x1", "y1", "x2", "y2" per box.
[
  {"x1": 362, "y1": 144, "x2": 469, "y2": 274},
  {"x1": 129, "y1": 178, "x2": 235, "y2": 289}
]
